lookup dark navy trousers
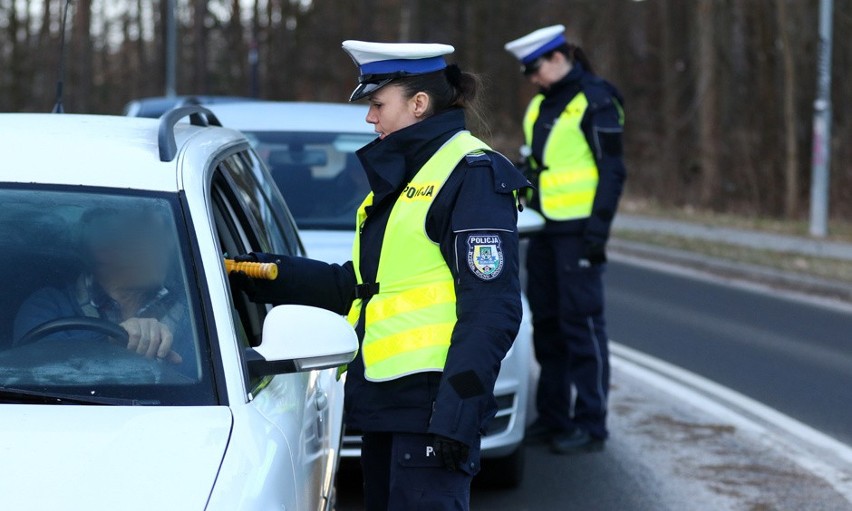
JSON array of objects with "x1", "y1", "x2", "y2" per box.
[
  {"x1": 526, "y1": 233, "x2": 610, "y2": 439},
  {"x1": 360, "y1": 432, "x2": 477, "y2": 511}
]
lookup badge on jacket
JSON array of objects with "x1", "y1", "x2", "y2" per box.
[{"x1": 466, "y1": 233, "x2": 504, "y2": 280}]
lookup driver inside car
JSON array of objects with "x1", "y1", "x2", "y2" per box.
[{"x1": 13, "y1": 205, "x2": 184, "y2": 364}]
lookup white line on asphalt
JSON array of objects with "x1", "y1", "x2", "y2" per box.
[{"x1": 611, "y1": 342, "x2": 852, "y2": 504}]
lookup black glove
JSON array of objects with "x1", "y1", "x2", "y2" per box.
[
  {"x1": 432, "y1": 435, "x2": 470, "y2": 472},
  {"x1": 228, "y1": 270, "x2": 257, "y2": 298},
  {"x1": 233, "y1": 252, "x2": 260, "y2": 263},
  {"x1": 581, "y1": 240, "x2": 607, "y2": 266},
  {"x1": 227, "y1": 253, "x2": 261, "y2": 298}
]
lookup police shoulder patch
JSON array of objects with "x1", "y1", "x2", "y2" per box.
[{"x1": 466, "y1": 233, "x2": 504, "y2": 281}]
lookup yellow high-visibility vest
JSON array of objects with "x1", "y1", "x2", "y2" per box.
[
  {"x1": 348, "y1": 131, "x2": 490, "y2": 382},
  {"x1": 523, "y1": 92, "x2": 599, "y2": 221}
]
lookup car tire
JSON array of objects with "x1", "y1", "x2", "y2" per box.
[{"x1": 477, "y1": 446, "x2": 525, "y2": 488}]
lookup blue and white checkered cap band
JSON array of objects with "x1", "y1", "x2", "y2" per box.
[{"x1": 504, "y1": 25, "x2": 567, "y2": 64}]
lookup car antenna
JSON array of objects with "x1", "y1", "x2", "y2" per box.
[{"x1": 52, "y1": 0, "x2": 74, "y2": 113}]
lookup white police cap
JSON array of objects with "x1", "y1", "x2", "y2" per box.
[
  {"x1": 342, "y1": 40, "x2": 455, "y2": 102},
  {"x1": 504, "y1": 25, "x2": 567, "y2": 65}
]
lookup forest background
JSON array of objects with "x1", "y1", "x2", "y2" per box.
[{"x1": 2, "y1": 0, "x2": 850, "y2": 222}]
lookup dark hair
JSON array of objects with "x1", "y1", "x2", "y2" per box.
[
  {"x1": 393, "y1": 65, "x2": 487, "y2": 133},
  {"x1": 548, "y1": 43, "x2": 594, "y2": 74}
]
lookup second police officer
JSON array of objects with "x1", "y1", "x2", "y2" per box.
[
  {"x1": 504, "y1": 25, "x2": 627, "y2": 454},
  {"x1": 233, "y1": 41, "x2": 529, "y2": 510}
]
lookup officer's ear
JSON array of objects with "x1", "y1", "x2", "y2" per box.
[
  {"x1": 550, "y1": 50, "x2": 568, "y2": 66},
  {"x1": 410, "y1": 91, "x2": 431, "y2": 119}
]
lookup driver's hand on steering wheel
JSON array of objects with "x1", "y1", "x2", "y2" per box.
[{"x1": 120, "y1": 318, "x2": 182, "y2": 364}]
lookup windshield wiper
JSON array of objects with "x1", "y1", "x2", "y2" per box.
[{"x1": 0, "y1": 386, "x2": 145, "y2": 406}]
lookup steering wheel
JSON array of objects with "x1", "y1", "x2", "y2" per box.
[{"x1": 17, "y1": 317, "x2": 130, "y2": 346}]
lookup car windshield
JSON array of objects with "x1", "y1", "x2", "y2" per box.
[
  {"x1": 245, "y1": 131, "x2": 375, "y2": 230},
  {"x1": 0, "y1": 188, "x2": 216, "y2": 405}
]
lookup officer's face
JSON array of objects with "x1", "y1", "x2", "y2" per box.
[
  {"x1": 365, "y1": 85, "x2": 421, "y2": 140},
  {"x1": 527, "y1": 53, "x2": 572, "y2": 90}
]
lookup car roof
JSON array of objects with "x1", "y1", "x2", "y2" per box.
[
  {"x1": 207, "y1": 101, "x2": 374, "y2": 134},
  {"x1": 0, "y1": 113, "x2": 247, "y2": 191}
]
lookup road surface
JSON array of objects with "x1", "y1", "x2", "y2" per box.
[{"x1": 335, "y1": 258, "x2": 852, "y2": 509}]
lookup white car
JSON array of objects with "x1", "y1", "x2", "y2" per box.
[
  {"x1": 0, "y1": 109, "x2": 358, "y2": 510},
  {"x1": 208, "y1": 101, "x2": 541, "y2": 487}
]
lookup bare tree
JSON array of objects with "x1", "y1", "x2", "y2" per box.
[
  {"x1": 193, "y1": 0, "x2": 208, "y2": 93},
  {"x1": 696, "y1": 0, "x2": 720, "y2": 208},
  {"x1": 3, "y1": 0, "x2": 852, "y2": 221},
  {"x1": 775, "y1": 0, "x2": 799, "y2": 218}
]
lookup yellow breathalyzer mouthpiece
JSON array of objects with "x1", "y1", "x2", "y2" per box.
[{"x1": 224, "y1": 259, "x2": 278, "y2": 280}]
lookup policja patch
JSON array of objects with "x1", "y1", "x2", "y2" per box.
[{"x1": 466, "y1": 233, "x2": 504, "y2": 281}]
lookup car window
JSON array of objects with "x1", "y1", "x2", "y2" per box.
[
  {"x1": 214, "y1": 150, "x2": 311, "y2": 395},
  {"x1": 211, "y1": 181, "x2": 262, "y2": 341},
  {"x1": 244, "y1": 131, "x2": 375, "y2": 231},
  {"x1": 211, "y1": 170, "x2": 273, "y2": 394},
  {"x1": 0, "y1": 187, "x2": 216, "y2": 405},
  {"x1": 220, "y1": 152, "x2": 301, "y2": 255},
  {"x1": 242, "y1": 150, "x2": 304, "y2": 255}
]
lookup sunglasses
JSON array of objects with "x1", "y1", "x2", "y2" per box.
[{"x1": 522, "y1": 58, "x2": 544, "y2": 76}]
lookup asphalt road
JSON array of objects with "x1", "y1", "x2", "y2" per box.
[
  {"x1": 335, "y1": 258, "x2": 852, "y2": 509},
  {"x1": 605, "y1": 259, "x2": 852, "y2": 446}
]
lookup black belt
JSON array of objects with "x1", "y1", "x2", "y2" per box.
[{"x1": 354, "y1": 282, "x2": 380, "y2": 300}]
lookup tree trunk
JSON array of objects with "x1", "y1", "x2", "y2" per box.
[
  {"x1": 193, "y1": 0, "x2": 208, "y2": 94},
  {"x1": 775, "y1": 0, "x2": 799, "y2": 218},
  {"x1": 659, "y1": 0, "x2": 680, "y2": 201},
  {"x1": 72, "y1": 0, "x2": 93, "y2": 112},
  {"x1": 696, "y1": 0, "x2": 719, "y2": 208}
]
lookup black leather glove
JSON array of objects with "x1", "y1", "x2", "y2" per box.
[
  {"x1": 228, "y1": 270, "x2": 257, "y2": 298},
  {"x1": 432, "y1": 435, "x2": 470, "y2": 472},
  {"x1": 233, "y1": 252, "x2": 260, "y2": 263},
  {"x1": 581, "y1": 240, "x2": 607, "y2": 266},
  {"x1": 228, "y1": 253, "x2": 261, "y2": 298}
]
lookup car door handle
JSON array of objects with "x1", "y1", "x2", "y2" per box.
[
  {"x1": 314, "y1": 389, "x2": 329, "y2": 441},
  {"x1": 315, "y1": 390, "x2": 328, "y2": 412}
]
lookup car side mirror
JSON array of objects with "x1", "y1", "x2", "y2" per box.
[
  {"x1": 245, "y1": 304, "x2": 358, "y2": 378},
  {"x1": 517, "y1": 207, "x2": 545, "y2": 238}
]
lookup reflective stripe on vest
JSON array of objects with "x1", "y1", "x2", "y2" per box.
[
  {"x1": 523, "y1": 92, "x2": 599, "y2": 221},
  {"x1": 348, "y1": 131, "x2": 491, "y2": 382}
]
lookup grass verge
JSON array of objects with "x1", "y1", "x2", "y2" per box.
[{"x1": 612, "y1": 229, "x2": 852, "y2": 285}]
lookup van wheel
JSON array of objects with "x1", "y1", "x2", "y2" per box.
[{"x1": 477, "y1": 447, "x2": 525, "y2": 488}]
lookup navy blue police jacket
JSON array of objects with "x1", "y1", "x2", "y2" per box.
[
  {"x1": 528, "y1": 61, "x2": 627, "y2": 246},
  {"x1": 247, "y1": 108, "x2": 529, "y2": 448}
]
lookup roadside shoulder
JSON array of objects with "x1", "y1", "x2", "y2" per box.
[{"x1": 609, "y1": 344, "x2": 852, "y2": 510}]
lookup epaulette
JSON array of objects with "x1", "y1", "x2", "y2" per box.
[
  {"x1": 581, "y1": 75, "x2": 624, "y2": 113},
  {"x1": 465, "y1": 150, "x2": 492, "y2": 167}
]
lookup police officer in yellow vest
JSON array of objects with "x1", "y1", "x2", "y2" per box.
[
  {"x1": 232, "y1": 41, "x2": 528, "y2": 510},
  {"x1": 505, "y1": 25, "x2": 626, "y2": 454}
]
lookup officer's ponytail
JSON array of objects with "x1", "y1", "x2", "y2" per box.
[
  {"x1": 570, "y1": 46, "x2": 594, "y2": 75},
  {"x1": 553, "y1": 43, "x2": 595, "y2": 75}
]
